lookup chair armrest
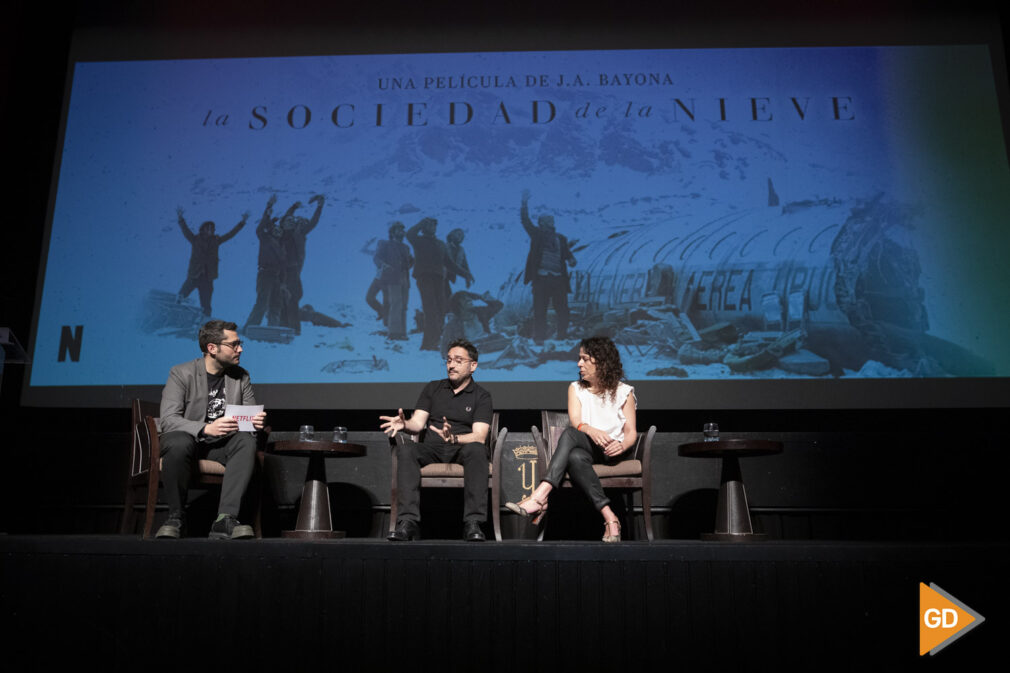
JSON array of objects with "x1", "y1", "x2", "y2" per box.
[
  {"x1": 144, "y1": 416, "x2": 161, "y2": 466},
  {"x1": 394, "y1": 430, "x2": 420, "y2": 447},
  {"x1": 490, "y1": 427, "x2": 508, "y2": 472},
  {"x1": 531, "y1": 425, "x2": 546, "y2": 458},
  {"x1": 143, "y1": 416, "x2": 163, "y2": 489},
  {"x1": 529, "y1": 424, "x2": 553, "y2": 470},
  {"x1": 490, "y1": 427, "x2": 508, "y2": 542},
  {"x1": 640, "y1": 425, "x2": 657, "y2": 475}
]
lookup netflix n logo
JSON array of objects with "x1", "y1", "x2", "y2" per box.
[{"x1": 58, "y1": 325, "x2": 83, "y2": 362}]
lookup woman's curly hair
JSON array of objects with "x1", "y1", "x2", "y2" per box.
[{"x1": 577, "y1": 336, "x2": 625, "y2": 401}]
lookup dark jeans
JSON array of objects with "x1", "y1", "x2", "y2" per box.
[
  {"x1": 542, "y1": 426, "x2": 611, "y2": 510},
  {"x1": 531, "y1": 274, "x2": 569, "y2": 343},
  {"x1": 159, "y1": 430, "x2": 257, "y2": 517},
  {"x1": 395, "y1": 440, "x2": 488, "y2": 524}
]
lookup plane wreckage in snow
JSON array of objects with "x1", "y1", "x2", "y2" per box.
[{"x1": 488, "y1": 194, "x2": 992, "y2": 378}]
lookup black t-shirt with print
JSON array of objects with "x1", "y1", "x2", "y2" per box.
[{"x1": 205, "y1": 371, "x2": 226, "y2": 423}]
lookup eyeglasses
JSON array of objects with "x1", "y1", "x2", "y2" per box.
[
  {"x1": 446, "y1": 356, "x2": 473, "y2": 366},
  {"x1": 218, "y1": 340, "x2": 243, "y2": 350}
]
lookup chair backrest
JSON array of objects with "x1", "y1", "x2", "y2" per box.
[
  {"x1": 539, "y1": 410, "x2": 647, "y2": 461},
  {"x1": 540, "y1": 410, "x2": 570, "y2": 458},
  {"x1": 128, "y1": 399, "x2": 160, "y2": 478}
]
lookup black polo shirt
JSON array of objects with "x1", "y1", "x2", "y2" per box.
[{"x1": 415, "y1": 378, "x2": 493, "y2": 446}]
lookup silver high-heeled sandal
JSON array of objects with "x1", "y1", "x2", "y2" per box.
[
  {"x1": 602, "y1": 518, "x2": 621, "y2": 543},
  {"x1": 505, "y1": 495, "x2": 548, "y2": 525}
]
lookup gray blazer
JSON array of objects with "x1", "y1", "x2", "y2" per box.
[{"x1": 159, "y1": 358, "x2": 256, "y2": 437}]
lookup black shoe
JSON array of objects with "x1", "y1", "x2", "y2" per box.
[
  {"x1": 155, "y1": 513, "x2": 185, "y2": 539},
  {"x1": 388, "y1": 520, "x2": 420, "y2": 541},
  {"x1": 209, "y1": 515, "x2": 254, "y2": 540},
  {"x1": 463, "y1": 521, "x2": 486, "y2": 542}
]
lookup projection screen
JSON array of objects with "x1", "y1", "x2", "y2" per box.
[{"x1": 23, "y1": 20, "x2": 1010, "y2": 409}]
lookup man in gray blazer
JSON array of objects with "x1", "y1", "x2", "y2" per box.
[{"x1": 157, "y1": 320, "x2": 267, "y2": 539}]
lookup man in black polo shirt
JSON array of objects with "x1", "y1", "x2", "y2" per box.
[{"x1": 380, "y1": 338, "x2": 493, "y2": 541}]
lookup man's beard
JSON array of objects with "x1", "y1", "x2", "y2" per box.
[
  {"x1": 448, "y1": 370, "x2": 471, "y2": 387},
  {"x1": 215, "y1": 352, "x2": 237, "y2": 369}
]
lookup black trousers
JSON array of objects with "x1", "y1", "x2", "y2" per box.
[
  {"x1": 179, "y1": 274, "x2": 213, "y2": 316},
  {"x1": 385, "y1": 281, "x2": 408, "y2": 339},
  {"x1": 531, "y1": 274, "x2": 569, "y2": 343},
  {"x1": 416, "y1": 274, "x2": 446, "y2": 350},
  {"x1": 542, "y1": 426, "x2": 611, "y2": 510},
  {"x1": 245, "y1": 268, "x2": 282, "y2": 327},
  {"x1": 159, "y1": 431, "x2": 257, "y2": 517},
  {"x1": 395, "y1": 440, "x2": 488, "y2": 524},
  {"x1": 281, "y1": 269, "x2": 302, "y2": 334},
  {"x1": 365, "y1": 277, "x2": 387, "y2": 320}
]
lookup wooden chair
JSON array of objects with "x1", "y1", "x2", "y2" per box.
[
  {"x1": 119, "y1": 399, "x2": 264, "y2": 539},
  {"x1": 389, "y1": 412, "x2": 507, "y2": 541},
  {"x1": 532, "y1": 411, "x2": 656, "y2": 541}
]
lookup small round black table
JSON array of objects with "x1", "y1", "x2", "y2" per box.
[
  {"x1": 678, "y1": 439, "x2": 783, "y2": 541},
  {"x1": 271, "y1": 439, "x2": 367, "y2": 539}
]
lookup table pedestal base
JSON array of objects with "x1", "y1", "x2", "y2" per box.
[
  {"x1": 282, "y1": 530, "x2": 344, "y2": 539},
  {"x1": 678, "y1": 439, "x2": 782, "y2": 543},
  {"x1": 703, "y1": 532, "x2": 768, "y2": 541},
  {"x1": 706, "y1": 456, "x2": 765, "y2": 542},
  {"x1": 282, "y1": 456, "x2": 346, "y2": 539}
]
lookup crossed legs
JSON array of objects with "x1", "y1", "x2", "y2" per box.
[{"x1": 516, "y1": 427, "x2": 621, "y2": 538}]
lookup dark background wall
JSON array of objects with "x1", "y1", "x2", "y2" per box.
[{"x1": 1, "y1": 1, "x2": 1008, "y2": 539}]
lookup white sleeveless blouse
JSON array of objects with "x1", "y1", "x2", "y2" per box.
[{"x1": 572, "y1": 381, "x2": 636, "y2": 443}]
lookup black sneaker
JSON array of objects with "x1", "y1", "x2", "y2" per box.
[
  {"x1": 155, "y1": 513, "x2": 185, "y2": 539},
  {"x1": 209, "y1": 515, "x2": 254, "y2": 540}
]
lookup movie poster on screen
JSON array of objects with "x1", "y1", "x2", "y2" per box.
[{"x1": 30, "y1": 46, "x2": 1010, "y2": 387}]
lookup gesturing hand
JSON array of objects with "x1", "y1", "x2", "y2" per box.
[
  {"x1": 379, "y1": 408, "x2": 407, "y2": 437},
  {"x1": 429, "y1": 416, "x2": 453, "y2": 443}
]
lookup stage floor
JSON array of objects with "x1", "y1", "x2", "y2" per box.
[{"x1": 3, "y1": 535, "x2": 1004, "y2": 671}]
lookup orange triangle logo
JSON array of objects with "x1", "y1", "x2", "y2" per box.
[{"x1": 919, "y1": 582, "x2": 985, "y2": 655}]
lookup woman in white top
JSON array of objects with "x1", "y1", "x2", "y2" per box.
[{"x1": 506, "y1": 336, "x2": 637, "y2": 542}]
